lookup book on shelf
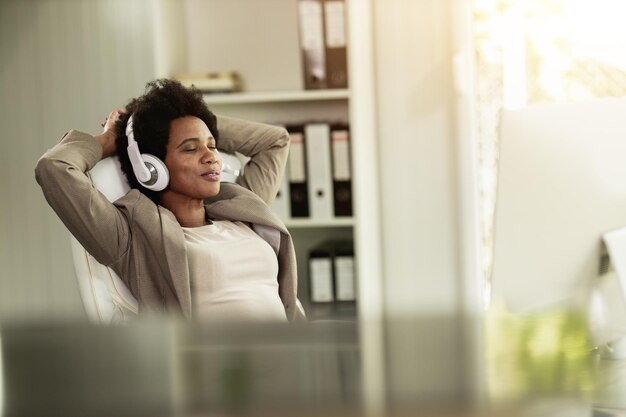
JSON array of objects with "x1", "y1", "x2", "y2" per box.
[
  {"x1": 308, "y1": 239, "x2": 356, "y2": 305},
  {"x1": 283, "y1": 121, "x2": 353, "y2": 222},
  {"x1": 322, "y1": 0, "x2": 348, "y2": 89},
  {"x1": 287, "y1": 125, "x2": 310, "y2": 218},
  {"x1": 330, "y1": 123, "x2": 352, "y2": 216},
  {"x1": 305, "y1": 123, "x2": 334, "y2": 220},
  {"x1": 297, "y1": 0, "x2": 348, "y2": 90},
  {"x1": 298, "y1": 0, "x2": 327, "y2": 89}
]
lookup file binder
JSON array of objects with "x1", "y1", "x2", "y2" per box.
[
  {"x1": 287, "y1": 125, "x2": 310, "y2": 217},
  {"x1": 305, "y1": 123, "x2": 334, "y2": 220},
  {"x1": 298, "y1": 0, "x2": 327, "y2": 89},
  {"x1": 308, "y1": 240, "x2": 356, "y2": 304},
  {"x1": 323, "y1": 0, "x2": 348, "y2": 88},
  {"x1": 333, "y1": 240, "x2": 356, "y2": 302},
  {"x1": 309, "y1": 244, "x2": 334, "y2": 303},
  {"x1": 330, "y1": 124, "x2": 352, "y2": 216}
]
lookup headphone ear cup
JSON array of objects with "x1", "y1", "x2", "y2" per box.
[{"x1": 140, "y1": 153, "x2": 169, "y2": 191}]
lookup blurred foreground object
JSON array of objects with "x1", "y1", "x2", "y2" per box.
[
  {"x1": 0, "y1": 320, "x2": 359, "y2": 417},
  {"x1": 486, "y1": 301, "x2": 593, "y2": 402},
  {"x1": 2, "y1": 318, "x2": 607, "y2": 417}
]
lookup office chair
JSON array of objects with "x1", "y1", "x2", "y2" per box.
[{"x1": 71, "y1": 153, "x2": 243, "y2": 323}]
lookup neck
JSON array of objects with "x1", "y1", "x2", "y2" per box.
[{"x1": 160, "y1": 192, "x2": 207, "y2": 227}]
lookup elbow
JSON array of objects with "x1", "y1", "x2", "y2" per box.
[
  {"x1": 274, "y1": 127, "x2": 291, "y2": 166},
  {"x1": 34, "y1": 155, "x2": 54, "y2": 186},
  {"x1": 34, "y1": 155, "x2": 65, "y2": 189},
  {"x1": 277, "y1": 127, "x2": 290, "y2": 148},
  {"x1": 275, "y1": 127, "x2": 291, "y2": 161}
]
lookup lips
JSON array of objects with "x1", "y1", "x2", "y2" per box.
[{"x1": 201, "y1": 169, "x2": 220, "y2": 181}]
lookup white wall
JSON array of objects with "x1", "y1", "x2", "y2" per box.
[
  {"x1": 371, "y1": 0, "x2": 476, "y2": 407},
  {"x1": 183, "y1": 0, "x2": 304, "y2": 92},
  {"x1": 0, "y1": 0, "x2": 157, "y2": 321}
]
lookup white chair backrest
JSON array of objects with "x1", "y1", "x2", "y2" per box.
[{"x1": 72, "y1": 153, "x2": 242, "y2": 323}]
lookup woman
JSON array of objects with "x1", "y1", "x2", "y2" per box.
[{"x1": 35, "y1": 79, "x2": 305, "y2": 322}]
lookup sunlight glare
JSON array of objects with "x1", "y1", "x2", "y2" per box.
[{"x1": 566, "y1": 0, "x2": 626, "y2": 69}]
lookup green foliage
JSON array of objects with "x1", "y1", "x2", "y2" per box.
[{"x1": 486, "y1": 300, "x2": 594, "y2": 401}]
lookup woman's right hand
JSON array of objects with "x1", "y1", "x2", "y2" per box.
[{"x1": 95, "y1": 108, "x2": 125, "y2": 158}]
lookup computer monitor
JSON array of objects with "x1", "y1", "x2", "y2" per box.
[{"x1": 491, "y1": 97, "x2": 626, "y2": 318}]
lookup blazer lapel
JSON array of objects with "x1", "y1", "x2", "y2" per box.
[{"x1": 158, "y1": 207, "x2": 192, "y2": 317}]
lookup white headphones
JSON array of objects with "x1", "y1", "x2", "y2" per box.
[{"x1": 125, "y1": 115, "x2": 170, "y2": 191}]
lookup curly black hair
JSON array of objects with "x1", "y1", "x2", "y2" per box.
[{"x1": 114, "y1": 79, "x2": 219, "y2": 204}]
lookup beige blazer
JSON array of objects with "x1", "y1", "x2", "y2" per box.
[{"x1": 35, "y1": 116, "x2": 305, "y2": 321}]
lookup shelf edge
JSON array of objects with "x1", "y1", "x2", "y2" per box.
[{"x1": 203, "y1": 89, "x2": 350, "y2": 105}]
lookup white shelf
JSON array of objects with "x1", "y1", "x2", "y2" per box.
[
  {"x1": 203, "y1": 89, "x2": 350, "y2": 105},
  {"x1": 284, "y1": 218, "x2": 355, "y2": 228}
]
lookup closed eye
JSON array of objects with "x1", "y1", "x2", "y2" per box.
[{"x1": 177, "y1": 138, "x2": 217, "y2": 152}]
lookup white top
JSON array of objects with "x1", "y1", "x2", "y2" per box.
[{"x1": 182, "y1": 220, "x2": 287, "y2": 323}]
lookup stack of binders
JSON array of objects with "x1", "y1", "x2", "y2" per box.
[
  {"x1": 297, "y1": 0, "x2": 348, "y2": 90},
  {"x1": 272, "y1": 122, "x2": 352, "y2": 222},
  {"x1": 308, "y1": 240, "x2": 356, "y2": 317}
]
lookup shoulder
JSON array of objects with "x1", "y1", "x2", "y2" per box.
[{"x1": 114, "y1": 189, "x2": 160, "y2": 222}]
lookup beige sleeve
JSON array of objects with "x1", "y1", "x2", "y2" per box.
[
  {"x1": 35, "y1": 130, "x2": 132, "y2": 267},
  {"x1": 216, "y1": 115, "x2": 290, "y2": 205}
]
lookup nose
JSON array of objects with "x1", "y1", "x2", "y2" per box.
[{"x1": 201, "y1": 146, "x2": 220, "y2": 165}]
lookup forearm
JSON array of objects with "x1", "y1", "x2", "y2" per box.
[
  {"x1": 94, "y1": 130, "x2": 117, "y2": 158},
  {"x1": 35, "y1": 131, "x2": 130, "y2": 265},
  {"x1": 216, "y1": 115, "x2": 290, "y2": 204}
]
